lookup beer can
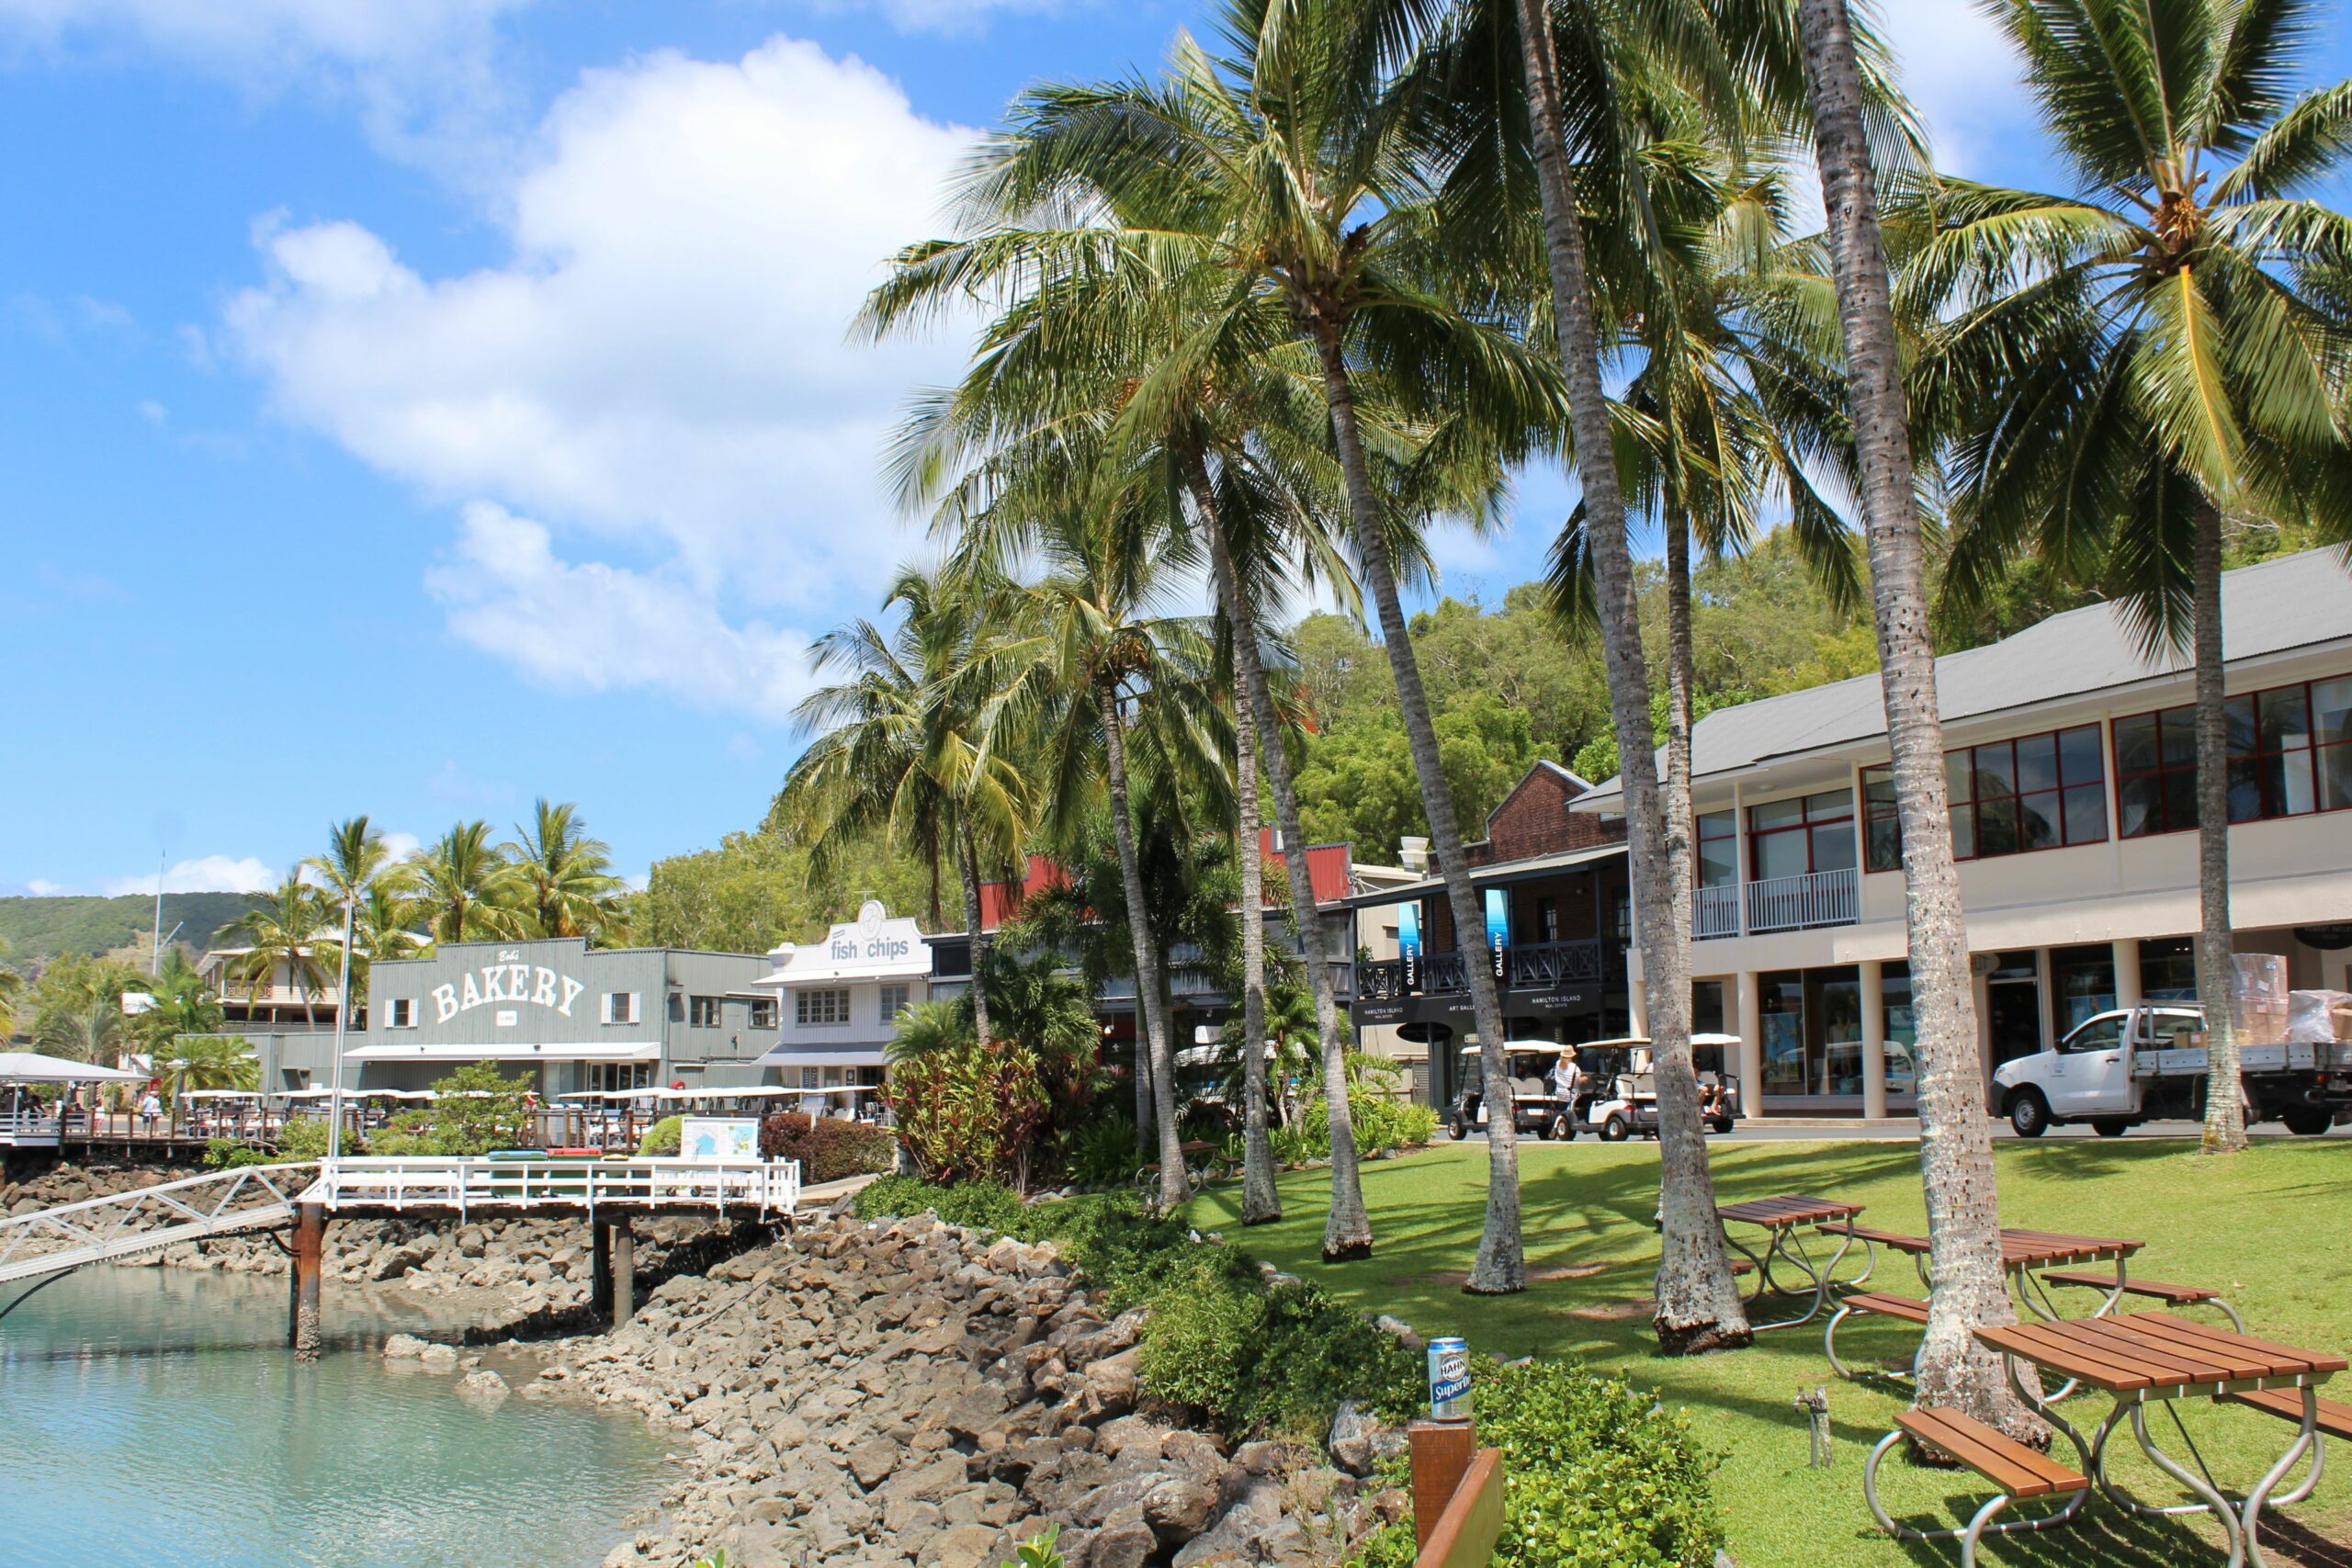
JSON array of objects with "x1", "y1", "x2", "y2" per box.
[{"x1": 1426, "y1": 1336, "x2": 1472, "y2": 1422}]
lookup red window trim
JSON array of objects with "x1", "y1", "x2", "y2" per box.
[
  {"x1": 2111, "y1": 673, "x2": 2352, "y2": 839},
  {"x1": 1861, "y1": 720, "x2": 2109, "y2": 872}
]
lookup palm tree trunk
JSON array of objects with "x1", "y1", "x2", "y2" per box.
[
  {"x1": 1100, "y1": 679, "x2": 1188, "y2": 1208},
  {"x1": 957, "y1": 831, "x2": 992, "y2": 1051},
  {"x1": 1231, "y1": 646, "x2": 1283, "y2": 1224},
  {"x1": 1511, "y1": 0, "x2": 1746, "y2": 1345},
  {"x1": 2192, "y1": 497, "x2": 2247, "y2": 1153},
  {"x1": 1307, "y1": 323, "x2": 1509, "y2": 1285},
  {"x1": 1795, "y1": 0, "x2": 2026, "y2": 1433},
  {"x1": 1184, "y1": 452, "x2": 1342, "y2": 1236}
]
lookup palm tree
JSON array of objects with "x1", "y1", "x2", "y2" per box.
[
  {"x1": 506, "y1": 799, "x2": 629, "y2": 942},
  {"x1": 962, "y1": 0, "x2": 1562, "y2": 1287},
  {"x1": 1916, "y1": 0, "x2": 2352, "y2": 1156},
  {"x1": 0, "y1": 938, "x2": 26, "y2": 1040},
  {"x1": 222, "y1": 876, "x2": 334, "y2": 1027},
  {"x1": 992, "y1": 494, "x2": 1233, "y2": 1210},
  {"x1": 303, "y1": 815, "x2": 423, "y2": 1006},
  {"x1": 133, "y1": 950, "x2": 226, "y2": 1055},
  {"x1": 303, "y1": 815, "x2": 405, "y2": 908},
  {"x1": 784, "y1": 564, "x2": 1033, "y2": 1051},
  {"x1": 1791, "y1": 0, "x2": 2021, "y2": 1431},
  {"x1": 33, "y1": 994, "x2": 126, "y2": 1066},
  {"x1": 155, "y1": 1034, "x2": 258, "y2": 1100},
  {"x1": 412, "y1": 822, "x2": 527, "y2": 945}
]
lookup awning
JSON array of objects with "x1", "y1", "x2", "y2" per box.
[
  {"x1": 344, "y1": 1042, "x2": 662, "y2": 1063},
  {"x1": 0, "y1": 1052, "x2": 149, "y2": 1084},
  {"x1": 753, "y1": 1046, "x2": 888, "y2": 1069}
]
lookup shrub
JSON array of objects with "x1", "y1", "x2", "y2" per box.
[
  {"x1": 275, "y1": 1115, "x2": 339, "y2": 1161},
  {"x1": 1139, "y1": 1276, "x2": 1419, "y2": 1438},
  {"x1": 1347, "y1": 1359, "x2": 1724, "y2": 1568},
  {"x1": 885, "y1": 1037, "x2": 1051, "y2": 1188},
  {"x1": 371, "y1": 1063, "x2": 536, "y2": 1156},
  {"x1": 1271, "y1": 1083, "x2": 1437, "y2": 1164},
  {"x1": 203, "y1": 1136, "x2": 279, "y2": 1169},
  {"x1": 1061, "y1": 1118, "x2": 1141, "y2": 1190},
  {"x1": 852, "y1": 1175, "x2": 1024, "y2": 1232},
  {"x1": 638, "y1": 1114, "x2": 684, "y2": 1156},
  {"x1": 757, "y1": 1113, "x2": 895, "y2": 1182}
]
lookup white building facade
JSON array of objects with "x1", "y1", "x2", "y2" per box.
[
  {"x1": 753, "y1": 901, "x2": 930, "y2": 1101},
  {"x1": 1577, "y1": 548, "x2": 2352, "y2": 1120}
]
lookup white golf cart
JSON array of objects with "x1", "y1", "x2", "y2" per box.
[
  {"x1": 1580, "y1": 1033, "x2": 1744, "y2": 1141},
  {"x1": 1448, "y1": 1041, "x2": 1583, "y2": 1141}
]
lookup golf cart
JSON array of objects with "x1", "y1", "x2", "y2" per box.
[
  {"x1": 1449, "y1": 1041, "x2": 1584, "y2": 1140},
  {"x1": 1580, "y1": 1033, "x2": 1744, "y2": 1141}
]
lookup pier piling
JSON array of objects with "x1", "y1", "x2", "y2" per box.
[
  {"x1": 609, "y1": 1219, "x2": 635, "y2": 1328},
  {"x1": 289, "y1": 1201, "x2": 325, "y2": 1359}
]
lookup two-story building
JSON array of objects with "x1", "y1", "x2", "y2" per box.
[
  {"x1": 751, "y1": 901, "x2": 929, "y2": 1099},
  {"x1": 1344, "y1": 761, "x2": 1634, "y2": 1108},
  {"x1": 247, "y1": 937, "x2": 778, "y2": 1096},
  {"x1": 1573, "y1": 547, "x2": 2352, "y2": 1121}
]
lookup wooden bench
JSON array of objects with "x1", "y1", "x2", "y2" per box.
[
  {"x1": 2039, "y1": 1269, "x2": 2245, "y2": 1330},
  {"x1": 1817, "y1": 1221, "x2": 1930, "y2": 1288},
  {"x1": 2222, "y1": 1386, "x2": 2352, "y2": 1439},
  {"x1": 1826, "y1": 1291, "x2": 1930, "y2": 1380},
  {"x1": 1863, "y1": 1407, "x2": 2088, "y2": 1566}
]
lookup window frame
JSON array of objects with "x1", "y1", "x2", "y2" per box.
[
  {"x1": 1862, "y1": 721, "x2": 2109, "y2": 871},
  {"x1": 2114, "y1": 673, "x2": 2352, "y2": 837},
  {"x1": 1745, "y1": 789, "x2": 1855, "y2": 883},
  {"x1": 876, "y1": 982, "x2": 910, "y2": 1024},
  {"x1": 748, "y1": 997, "x2": 777, "y2": 1030},
  {"x1": 687, "y1": 994, "x2": 723, "y2": 1029},
  {"x1": 795, "y1": 987, "x2": 851, "y2": 1027}
]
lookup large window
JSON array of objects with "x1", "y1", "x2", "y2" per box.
[
  {"x1": 687, "y1": 995, "x2": 722, "y2": 1028},
  {"x1": 2114, "y1": 675, "x2": 2352, "y2": 837},
  {"x1": 796, "y1": 988, "x2": 850, "y2": 1026},
  {"x1": 1863, "y1": 724, "x2": 2108, "y2": 871},
  {"x1": 1696, "y1": 811, "x2": 1738, "y2": 887},
  {"x1": 877, "y1": 983, "x2": 910, "y2": 1024},
  {"x1": 586, "y1": 1061, "x2": 651, "y2": 1093},
  {"x1": 1747, "y1": 790, "x2": 1855, "y2": 883}
]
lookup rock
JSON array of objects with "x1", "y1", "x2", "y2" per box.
[
  {"x1": 930, "y1": 1522, "x2": 1002, "y2": 1568},
  {"x1": 381, "y1": 1333, "x2": 429, "y2": 1359},
  {"x1": 1327, "y1": 1399, "x2": 1384, "y2": 1476},
  {"x1": 1374, "y1": 1314, "x2": 1422, "y2": 1350},
  {"x1": 1087, "y1": 1518, "x2": 1158, "y2": 1568},
  {"x1": 417, "y1": 1342, "x2": 460, "y2": 1371},
  {"x1": 847, "y1": 1438, "x2": 899, "y2": 1488},
  {"x1": 457, "y1": 1370, "x2": 511, "y2": 1404},
  {"x1": 1143, "y1": 1479, "x2": 1218, "y2": 1540}
]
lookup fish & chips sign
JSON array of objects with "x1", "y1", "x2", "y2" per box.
[{"x1": 431, "y1": 949, "x2": 588, "y2": 1024}]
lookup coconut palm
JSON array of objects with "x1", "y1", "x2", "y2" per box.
[
  {"x1": 155, "y1": 1033, "x2": 259, "y2": 1100},
  {"x1": 1790, "y1": 0, "x2": 2022, "y2": 1429},
  {"x1": 412, "y1": 822, "x2": 528, "y2": 945},
  {"x1": 989, "y1": 492, "x2": 1234, "y2": 1210},
  {"x1": 221, "y1": 875, "x2": 335, "y2": 1027},
  {"x1": 302, "y1": 815, "x2": 407, "y2": 908},
  {"x1": 33, "y1": 994, "x2": 127, "y2": 1066},
  {"x1": 956, "y1": 0, "x2": 1566, "y2": 1287},
  {"x1": 1916, "y1": 0, "x2": 2352, "y2": 1156},
  {"x1": 784, "y1": 564, "x2": 1033, "y2": 1051},
  {"x1": 133, "y1": 950, "x2": 226, "y2": 1055},
  {"x1": 506, "y1": 799, "x2": 630, "y2": 943},
  {"x1": 304, "y1": 815, "x2": 424, "y2": 1005},
  {"x1": 0, "y1": 938, "x2": 25, "y2": 1040}
]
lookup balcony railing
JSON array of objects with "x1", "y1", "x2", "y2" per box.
[
  {"x1": 1354, "y1": 938, "x2": 1611, "y2": 1001},
  {"x1": 1693, "y1": 884, "x2": 1741, "y2": 940},
  {"x1": 1744, "y1": 867, "x2": 1860, "y2": 933}
]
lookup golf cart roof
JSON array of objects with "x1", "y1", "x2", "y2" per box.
[
  {"x1": 1579, "y1": 1035, "x2": 1650, "y2": 1050},
  {"x1": 1458, "y1": 1040, "x2": 1578, "y2": 1054},
  {"x1": 1690, "y1": 1032, "x2": 1743, "y2": 1047}
]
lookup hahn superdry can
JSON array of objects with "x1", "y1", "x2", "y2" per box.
[{"x1": 1426, "y1": 1336, "x2": 1472, "y2": 1422}]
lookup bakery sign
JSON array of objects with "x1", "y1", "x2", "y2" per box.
[{"x1": 430, "y1": 949, "x2": 588, "y2": 1024}]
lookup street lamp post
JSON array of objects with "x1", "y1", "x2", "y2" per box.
[{"x1": 325, "y1": 894, "x2": 356, "y2": 1165}]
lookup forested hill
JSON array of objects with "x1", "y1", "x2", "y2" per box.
[{"x1": 0, "y1": 891, "x2": 261, "y2": 961}]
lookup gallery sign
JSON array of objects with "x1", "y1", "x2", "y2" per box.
[{"x1": 432, "y1": 949, "x2": 588, "y2": 1024}]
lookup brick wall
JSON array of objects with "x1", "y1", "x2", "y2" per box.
[{"x1": 1464, "y1": 762, "x2": 1625, "y2": 868}]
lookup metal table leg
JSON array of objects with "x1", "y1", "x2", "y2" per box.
[
  {"x1": 1743, "y1": 1224, "x2": 1853, "y2": 1332},
  {"x1": 2241, "y1": 1386, "x2": 2321, "y2": 1568},
  {"x1": 2132, "y1": 1401, "x2": 2245, "y2": 1568}
]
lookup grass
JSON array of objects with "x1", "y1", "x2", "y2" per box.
[{"x1": 1181, "y1": 1137, "x2": 2352, "y2": 1568}]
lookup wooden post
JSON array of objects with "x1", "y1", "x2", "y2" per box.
[
  {"x1": 590, "y1": 1219, "x2": 612, "y2": 1320},
  {"x1": 610, "y1": 1218, "x2": 635, "y2": 1328},
  {"x1": 1408, "y1": 1419, "x2": 1476, "y2": 1550},
  {"x1": 290, "y1": 1201, "x2": 326, "y2": 1359}
]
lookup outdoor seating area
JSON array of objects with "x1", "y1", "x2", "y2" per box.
[{"x1": 1683, "y1": 1188, "x2": 2346, "y2": 1565}]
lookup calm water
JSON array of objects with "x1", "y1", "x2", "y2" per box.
[{"x1": 0, "y1": 1266, "x2": 676, "y2": 1568}]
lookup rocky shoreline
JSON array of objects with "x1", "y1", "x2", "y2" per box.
[{"x1": 536, "y1": 1203, "x2": 1405, "y2": 1568}]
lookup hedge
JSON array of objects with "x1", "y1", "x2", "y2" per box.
[{"x1": 758, "y1": 1112, "x2": 897, "y2": 1183}]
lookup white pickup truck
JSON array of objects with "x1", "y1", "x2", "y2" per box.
[{"x1": 1992, "y1": 1004, "x2": 2352, "y2": 1138}]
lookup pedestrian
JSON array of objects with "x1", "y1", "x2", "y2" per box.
[
  {"x1": 1548, "y1": 1049, "x2": 1583, "y2": 1107},
  {"x1": 139, "y1": 1088, "x2": 163, "y2": 1134}
]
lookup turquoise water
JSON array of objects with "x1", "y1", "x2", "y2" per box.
[{"x1": 0, "y1": 1266, "x2": 677, "y2": 1568}]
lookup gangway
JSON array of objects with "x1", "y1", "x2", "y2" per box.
[{"x1": 0, "y1": 1162, "x2": 312, "y2": 1290}]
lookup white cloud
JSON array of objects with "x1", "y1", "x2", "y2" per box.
[
  {"x1": 806, "y1": 0, "x2": 1067, "y2": 39},
  {"x1": 379, "y1": 830, "x2": 421, "y2": 863},
  {"x1": 27, "y1": 878, "x2": 65, "y2": 897},
  {"x1": 227, "y1": 36, "x2": 976, "y2": 719},
  {"x1": 99, "y1": 854, "x2": 278, "y2": 897},
  {"x1": 0, "y1": 0, "x2": 530, "y2": 175},
  {"x1": 1874, "y1": 0, "x2": 2033, "y2": 178}
]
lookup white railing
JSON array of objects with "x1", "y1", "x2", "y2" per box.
[
  {"x1": 0, "y1": 1111, "x2": 63, "y2": 1146},
  {"x1": 1693, "y1": 884, "x2": 1741, "y2": 940},
  {"x1": 302, "y1": 1156, "x2": 801, "y2": 1219},
  {"x1": 0, "y1": 1163, "x2": 311, "y2": 1284},
  {"x1": 1744, "y1": 867, "x2": 1860, "y2": 933}
]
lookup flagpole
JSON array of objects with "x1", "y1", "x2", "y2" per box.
[{"x1": 325, "y1": 894, "x2": 356, "y2": 1164}]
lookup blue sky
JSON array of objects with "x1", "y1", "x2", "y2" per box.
[{"x1": 0, "y1": 0, "x2": 2345, "y2": 900}]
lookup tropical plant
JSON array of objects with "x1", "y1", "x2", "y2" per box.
[
  {"x1": 412, "y1": 821, "x2": 527, "y2": 945},
  {"x1": 1791, "y1": 0, "x2": 2020, "y2": 1431},
  {"x1": 884, "y1": 1035, "x2": 1053, "y2": 1189},
  {"x1": 131, "y1": 949, "x2": 226, "y2": 1054},
  {"x1": 0, "y1": 937, "x2": 25, "y2": 1040},
  {"x1": 372, "y1": 1061, "x2": 535, "y2": 1156},
  {"x1": 154, "y1": 1033, "x2": 258, "y2": 1100},
  {"x1": 505, "y1": 798, "x2": 630, "y2": 943},
  {"x1": 220, "y1": 875, "x2": 334, "y2": 1027},
  {"x1": 1916, "y1": 0, "x2": 2352, "y2": 1156},
  {"x1": 32, "y1": 991, "x2": 127, "y2": 1066},
  {"x1": 782, "y1": 563, "x2": 1032, "y2": 1051}
]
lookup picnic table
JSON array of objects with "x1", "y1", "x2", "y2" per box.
[
  {"x1": 1819, "y1": 1223, "x2": 2143, "y2": 1320},
  {"x1": 1712, "y1": 1193, "x2": 1868, "y2": 1331},
  {"x1": 1976, "y1": 1311, "x2": 2346, "y2": 1567}
]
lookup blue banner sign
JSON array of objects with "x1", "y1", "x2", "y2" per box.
[
  {"x1": 1397, "y1": 901, "x2": 1421, "y2": 993},
  {"x1": 1485, "y1": 888, "x2": 1510, "y2": 983}
]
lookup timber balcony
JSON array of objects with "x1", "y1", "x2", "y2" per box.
[{"x1": 1354, "y1": 937, "x2": 1617, "y2": 1002}]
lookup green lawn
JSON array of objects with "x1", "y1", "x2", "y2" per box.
[{"x1": 1181, "y1": 1137, "x2": 2352, "y2": 1568}]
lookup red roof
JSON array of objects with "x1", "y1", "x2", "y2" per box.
[{"x1": 967, "y1": 839, "x2": 1355, "y2": 932}]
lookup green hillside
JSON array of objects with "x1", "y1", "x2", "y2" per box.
[{"x1": 0, "y1": 891, "x2": 263, "y2": 962}]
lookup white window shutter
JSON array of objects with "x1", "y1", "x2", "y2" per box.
[
  {"x1": 626, "y1": 991, "x2": 639, "y2": 1024},
  {"x1": 600, "y1": 992, "x2": 615, "y2": 1024}
]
